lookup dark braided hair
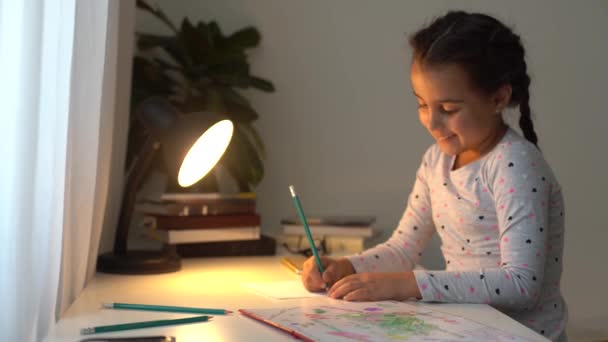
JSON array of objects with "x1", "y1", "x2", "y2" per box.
[{"x1": 409, "y1": 11, "x2": 538, "y2": 147}]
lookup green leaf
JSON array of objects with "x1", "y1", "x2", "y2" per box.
[
  {"x1": 213, "y1": 86, "x2": 250, "y2": 107},
  {"x1": 179, "y1": 94, "x2": 209, "y2": 114},
  {"x1": 249, "y1": 76, "x2": 275, "y2": 92},
  {"x1": 220, "y1": 128, "x2": 264, "y2": 190},
  {"x1": 237, "y1": 129, "x2": 264, "y2": 185},
  {"x1": 225, "y1": 101, "x2": 259, "y2": 123},
  {"x1": 137, "y1": 33, "x2": 189, "y2": 67},
  {"x1": 136, "y1": 0, "x2": 178, "y2": 33},
  {"x1": 221, "y1": 135, "x2": 249, "y2": 191},
  {"x1": 136, "y1": 0, "x2": 154, "y2": 12},
  {"x1": 152, "y1": 57, "x2": 181, "y2": 72},
  {"x1": 186, "y1": 53, "x2": 247, "y2": 82},
  {"x1": 223, "y1": 101, "x2": 258, "y2": 123},
  {"x1": 207, "y1": 21, "x2": 226, "y2": 42},
  {"x1": 212, "y1": 86, "x2": 258, "y2": 122},
  {"x1": 131, "y1": 57, "x2": 176, "y2": 97},
  {"x1": 237, "y1": 124, "x2": 266, "y2": 160},
  {"x1": 209, "y1": 60, "x2": 249, "y2": 75},
  {"x1": 226, "y1": 27, "x2": 261, "y2": 49},
  {"x1": 179, "y1": 18, "x2": 209, "y2": 65},
  {"x1": 136, "y1": 33, "x2": 174, "y2": 50},
  {"x1": 212, "y1": 73, "x2": 251, "y2": 88}
]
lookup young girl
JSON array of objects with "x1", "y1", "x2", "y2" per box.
[{"x1": 301, "y1": 11, "x2": 567, "y2": 341}]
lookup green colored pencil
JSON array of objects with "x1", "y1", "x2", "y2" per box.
[
  {"x1": 288, "y1": 185, "x2": 326, "y2": 287},
  {"x1": 103, "y1": 302, "x2": 232, "y2": 315},
  {"x1": 80, "y1": 315, "x2": 210, "y2": 335}
]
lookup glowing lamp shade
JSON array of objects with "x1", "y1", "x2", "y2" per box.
[
  {"x1": 178, "y1": 119, "x2": 233, "y2": 187},
  {"x1": 96, "y1": 97, "x2": 237, "y2": 275}
]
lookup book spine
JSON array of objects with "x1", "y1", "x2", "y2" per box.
[
  {"x1": 138, "y1": 200, "x2": 256, "y2": 216},
  {"x1": 198, "y1": 201, "x2": 256, "y2": 215},
  {"x1": 152, "y1": 214, "x2": 261, "y2": 230},
  {"x1": 278, "y1": 234, "x2": 365, "y2": 254},
  {"x1": 282, "y1": 224, "x2": 374, "y2": 237},
  {"x1": 159, "y1": 227, "x2": 260, "y2": 244},
  {"x1": 161, "y1": 192, "x2": 256, "y2": 202},
  {"x1": 176, "y1": 235, "x2": 276, "y2": 257},
  {"x1": 170, "y1": 201, "x2": 256, "y2": 216},
  {"x1": 325, "y1": 236, "x2": 365, "y2": 254}
]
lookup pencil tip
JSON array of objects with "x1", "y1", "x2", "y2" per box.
[
  {"x1": 225, "y1": 310, "x2": 233, "y2": 314},
  {"x1": 80, "y1": 327, "x2": 94, "y2": 335}
]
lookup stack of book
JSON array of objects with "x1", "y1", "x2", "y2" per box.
[
  {"x1": 139, "y1": 192, "x2": 257, "y2": 217},
  {"x1": 279, "y1": 215, "x2": 376, "y2": 255},
  {"x1": 140, "y1": 192, "x2": 274, "y2": 256}
]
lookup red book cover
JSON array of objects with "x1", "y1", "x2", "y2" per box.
[{"x1": 151, "y1": 213, "x2": 261, "y2": 230}]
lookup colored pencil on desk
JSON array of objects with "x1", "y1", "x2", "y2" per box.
[
  {"x1": 80, "y1": 315, "x2": 210, "y2": 335},
  {"x1": 103, "y1": 302, "x2": 232, "y2": 315},
  {"x1": 288, "y1": 185, "x2": 327, "y2": 290},
  {"x1": 281, "y1": 257, "x2": 302, "y2": 275},
  {"x1": 239, "y1": 309, "x2": 314, "y2": 342}
]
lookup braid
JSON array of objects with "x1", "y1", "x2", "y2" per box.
[
  {"x1": 518, "y1": 78, "x2": 538, "y2": 147},
  {"x1": 510, "y1": 37, "x2": 539, "y2": 148}
]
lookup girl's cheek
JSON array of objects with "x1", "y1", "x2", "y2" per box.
[{"x1": 418, "y1": 112, "x2": 429, "y2": 128}]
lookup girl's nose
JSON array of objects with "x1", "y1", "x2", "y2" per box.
[{"x1": 428, "y1": 109, "x2": 442, "y2": 131}]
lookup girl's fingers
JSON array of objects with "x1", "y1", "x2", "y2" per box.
[
  {"x1": 343, "y1": 288, "x2": 370, "y2": 302},
  {"x1": 301, "y1": 258, "x2": 324, "y2": 291},
  {"x1": 328, "y1": 275, "x2": 360, "y2": 299},
  {"x1": 303, "y1": 272, "x2": 320, "y2": 290},
  {"x1": 322, "y1": 258, "x2": 355, "y2": 287},
  {"x1": 322, "y1": 262, "x2": 340, "y2": 286},
  {"x1": 329, "y1": 272, "x2": 353, "y2": 290},
  {"x1": 319, "y1": 256, "x2": 333, "y2": 268},
  {"x1": 302, "y1": 256, "x2": 337, "y2": 291}
]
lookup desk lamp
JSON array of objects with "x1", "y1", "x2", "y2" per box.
[{"x1": 97, "y1": 97, "x2": 234, "y2": 274}]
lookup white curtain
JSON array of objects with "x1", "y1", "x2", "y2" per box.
[
  {"x1": 56, "y1": 0, "x2": 119, "y2": 315},
  {"x1": 0, "y1": 0, "x2": 122, "y2": 340}
]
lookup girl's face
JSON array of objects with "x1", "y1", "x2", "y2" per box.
[{"x1": 410, "y1": 60, "x2": 510, "y2": 165}]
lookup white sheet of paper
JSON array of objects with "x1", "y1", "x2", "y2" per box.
[
  {"x1": 242, "y1": 280, "x2": 325, "y2": 299},
  {"x1": 240, "y1": 301, "x2": 533, "y2": 342}
]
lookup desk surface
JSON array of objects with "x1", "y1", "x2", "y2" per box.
[{"x1": 46, "y1": 256, "x2": 547, "y2": 342}]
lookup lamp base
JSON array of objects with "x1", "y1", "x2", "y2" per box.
[{"x1": 97, "y1": 249, "x2": 181, "y2": 274}]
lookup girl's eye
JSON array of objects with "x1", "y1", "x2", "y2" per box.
[
  {"x1": 417, "y1": 103, "x2": 428, "y2": 109},
  {"x1": 441, "y1": 106, "x2": 459, "y2": 114}
]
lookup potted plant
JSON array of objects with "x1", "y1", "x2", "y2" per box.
[{"x1": 129, "y1": 0, "x2": 274, "y2": 193}]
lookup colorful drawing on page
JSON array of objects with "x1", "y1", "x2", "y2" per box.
[{"x1": 240, "y1": 300, "x2": 533, "y2": 341}]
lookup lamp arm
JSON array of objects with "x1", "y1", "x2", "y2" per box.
[{"x1": 113, "y1": 136, "x2": 161, "y2": 254}]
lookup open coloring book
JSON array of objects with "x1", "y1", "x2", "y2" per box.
[{"x1": 239, "y1": 300, "x2": 533, "y2": 342}]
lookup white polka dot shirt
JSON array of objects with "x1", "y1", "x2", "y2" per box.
[{"x1": 347, "y1": 128, "x2": 567, "y2": 341}]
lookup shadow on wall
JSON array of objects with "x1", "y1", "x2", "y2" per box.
[{"x1": 567, "y1": 319, "x2": 608, "y2": 342}]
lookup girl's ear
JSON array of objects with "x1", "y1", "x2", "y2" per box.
[{"x1": 493, "y1": 84, "x2": 512, "y2": 113}]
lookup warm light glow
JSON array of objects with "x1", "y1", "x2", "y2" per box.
[{"x1": 178, "y1": 119, "x2": 233, "y2": 187}]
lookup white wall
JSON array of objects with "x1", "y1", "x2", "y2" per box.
[{"x1": 131, "y1": 1, "x2": 608, "y2": 340}]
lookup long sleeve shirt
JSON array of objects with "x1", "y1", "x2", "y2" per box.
[{"x1": 347, "y1": 128, "x2": 567, "y2": 341}]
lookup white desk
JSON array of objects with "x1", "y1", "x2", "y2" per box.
[{"x1": 45, "y1": 256, "x2": 548, "y2": 342}]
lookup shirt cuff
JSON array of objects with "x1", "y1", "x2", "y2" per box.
[
  {"x1": 413, "y1": 270, "x2": 434, "y2": 301},
  {"x1": 345, "y1": 254, "x2": 370, "y2": 274}
]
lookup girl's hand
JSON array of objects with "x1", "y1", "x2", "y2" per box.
[
  {"x1": 327, "y1": 271, "x2": 421, "y2": 301},
  {"x1": 301, "y1": 256, "x2": 355, "y2": 292}
]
